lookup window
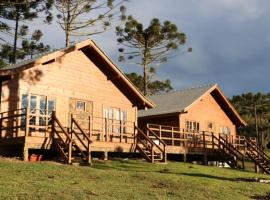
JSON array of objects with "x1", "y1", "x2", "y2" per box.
[
  {"x1": 185, "y1": 120, "x2": 200, "y2": 132},
  {"x1": 76, "y1": 100, "x2": 86, "y2": 111},
  {"x1": 220, "y1": 126, "x2": 231, "y2": 135},
  {"x1": 103, "y1": 106, "x2": 127, "y2": 133},
  {"x1": 207, "y1": 122, "x2": 214, "y2": 130}
]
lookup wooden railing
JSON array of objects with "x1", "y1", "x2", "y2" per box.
[
  {"x1": 70, "y1": 113, "x2": 136, "y2": 144},
  {"x1": 135, "y1": 126, "x2": 166, "y2": 163},
  {"x1": 52, "y1": 112, "x2": 73, "y2": 164},
  {"x1": 70, "y1": 115, "x2": 92, "y2": 165},
  {"x1": 147, "y1": 123, "x2": 257, "y2": 150}
]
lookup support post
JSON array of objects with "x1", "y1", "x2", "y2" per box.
[
  {"x1": 172, "y1": 127, "x2": 174, "y2": 146},
  {"x1": 22, "y1": 145, "x2": 29, "y2": 161},
  {"x1": 68, "y1": 140, "x2": 72, "y2": 164},
  {"x1": 203, "y1": 131, "x2": 206, "y2": 149},
  {"x1": 25, "y1": 107, "x2": 30, "y2": 137},
  {"x1": 203, "y1": 153, "x2": 208, "y2": 166},
  {"x1": 211, "y1": 132, "x2": 214, "y2": 149},
  {"x1": 103, "y1": 151, "x2": 108, "y2": 161}
]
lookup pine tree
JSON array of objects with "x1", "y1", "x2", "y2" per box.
[
  {"x1": 116, "y1": 16, "x2": 191, "y2": 95},
  {"x1": 0, "y1": 0, "x2": 53, "y2": 63},
  {"x1": 54, "y1": 0, "x2": 127, "y2": 47}
]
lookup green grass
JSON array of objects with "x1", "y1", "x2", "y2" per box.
[{"x1": 0, "y1": 159, "x2": 269, "y2": 200}]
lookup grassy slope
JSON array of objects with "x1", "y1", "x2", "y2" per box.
[{"x1": 0, "y1": 159, "x2": 269, "y2": 200}]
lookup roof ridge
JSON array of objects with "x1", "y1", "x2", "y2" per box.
[{"x1": 151, "y1": 83, "x2": 217, "y2": 97}]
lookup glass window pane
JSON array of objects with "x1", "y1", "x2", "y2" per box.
[{"x1": 30, "y1": 96, "x2": 37, "y2": 113}]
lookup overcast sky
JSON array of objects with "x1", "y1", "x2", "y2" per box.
[{"x1": 24, "y1": 0, "x2": 270, "y2": 97}]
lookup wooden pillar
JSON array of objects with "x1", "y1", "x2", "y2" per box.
[
  {"x1": 183, "y1": 153, "x2": 187, "y2": 162},
  {"x1": 203, "y1": 153, "x2": 208, "y2": 166},
  {"x1": 25, "y1": 107, "x2": 30, "y2": 137},
  {"x1": 22, "y1": 145, "x2": 29, "y2": 161},
  {"x1": 103, "y1": 151, "x2": 108, "y2": 161},
  {"x1": 68, "y1": 141, "x2": 72, "y2": 164}
]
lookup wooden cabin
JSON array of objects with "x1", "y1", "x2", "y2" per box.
[
  {"x1": 138, "y1": 84, "x2": 249, "y2": 155},
  {"x1": 0, "y1": 39, "x2": 154, "y2": 162}
]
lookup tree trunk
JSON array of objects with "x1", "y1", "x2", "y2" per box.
[
  {"x1": 10, "y1": 7, "x2": 20, "y2": 63},
  {"x1": 65, "y1": 31, "x2": 70, "y2": 47},
  {"x1": 143, "y1": 42, "x2": 148, "y2": 96},
  {"x1": 65, "y1": 0, "x2": 71, "y2": 47}
]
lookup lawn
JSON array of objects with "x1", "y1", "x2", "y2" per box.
[{"x1": 0, "y1": 159, "x2": 269, "y2": 200}]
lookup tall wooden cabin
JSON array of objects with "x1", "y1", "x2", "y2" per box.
[{"x1": 0, "y1": 39, "x2": 154, "y2": 163}]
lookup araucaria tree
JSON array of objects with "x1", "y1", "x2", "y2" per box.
[
  {"x1": 54, "y1": 0, "x2": 127, "y2": 47},
  {"x1": 116, "y1": 16, "x2": 191, "y2": 95},
  {"x1": 0, "y1": 0, "x2": 53, "y2": 63}
]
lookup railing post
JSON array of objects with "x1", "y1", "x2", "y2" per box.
[
  {"x1": 0, "y1": 113, "x2": 2, "y2": 139},
  {"x1": 70, "y1": 114, "x2": 73, "y2": 139},
  {"x1": 203, "y1": 131, "x2": 206, "y2": 149},
  {"x1": 25, "y1": 107, "x2": 30, "y2": 137},
  {"x1": 159, "y1": 125, "x2": 161, "y2": 139},
  {"x1": 120, "y1": 120, "x2": 123, "y2": 143},
  {"x1": 88, "y1": 115, "x2": 91, "y2": 138},
  {"x1": 218, "y1": 133, "x2": 221, "y2": 150},
  {"x1": 211, "y1": 132, "x2": 214, "y2": 149},
  {"x1": 172, "y1": 127, "x2": 174, "y2": 146},
  {"x1": 183, "y1": 129, "x2": 186, "y2": 147},
  {"x1": 51, "y1": 111, "x2": 55, "y2": 139},
  {"x1": 105, "y1": 118, "x2": 107, "y2": 142},
  {"x1": 68, "y1": 140, "x2": 72, "y2": 164},
  {"x1": 151, "y1": 145, "x2": 154, "y2": 163}
]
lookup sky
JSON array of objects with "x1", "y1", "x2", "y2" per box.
[{"x1": 11, "y1": 0, "x2": 270, "y2": 97}]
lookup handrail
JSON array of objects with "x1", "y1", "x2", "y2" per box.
[
  {"x1": 219, "y1": 136, "x2": 245, "y2": 157},
  {"x1": 52, "y1": 113, "x2": 72, "y2": 142},
  {"x1": 71, "y1": 117, "x2": 92, "y2": 144},
  {"x1": 147, "y1": 127, "x2": 167, "y2": 147},
  {"x1": 246, "y1": 138, "x2": 270, "y2": 162},
  {"x1": 135, "y1": 126, "x2": 165, "y2": 161}
]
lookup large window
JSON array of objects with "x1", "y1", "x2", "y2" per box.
[
  {"x1": 103, "y1": 106, "x2": 127, "y2": 133},
  {"x1": 185, "y1": 120, "x2": 200, "y2": 132},
  {"x1": 21, "y1": 94, "x2": 56, "y2": 129},
  {"x1": 220, "y1": 126, "x2": 231, "y2": 136}
]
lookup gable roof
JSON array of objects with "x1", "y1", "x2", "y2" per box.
[
  {"x1": 138, "y1": 84, "x2": 246, "y2": 127},
  {"x1": 0, "y1": 39, "x2": 154, "y2": 109}
]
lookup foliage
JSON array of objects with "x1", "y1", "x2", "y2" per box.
[
  {"x1": 126, "y1": 72, "x2": 173, "y2": 95},
  {"x1": 54, "y1": 0, "x2": 127, "y2": 47},
  {"x1": 21, "y1": 30, "x2": 50, "y2": 59},
  {"x1": 230, "y1": 92, "x2": 270, "y2": 147},
  {"x1": 0, "y1": 0, "x2": 53, "y2": 63},
  {"x1": 116, "y1": 16, "x2": 191, "y2": 95}
]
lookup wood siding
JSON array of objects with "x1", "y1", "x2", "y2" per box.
[
  {"x1": 0, "y1": 50, "x2": 137, "y2": 134},
  {"x1": 179, "y1": 92, "x2": 236, "y2": 136}
]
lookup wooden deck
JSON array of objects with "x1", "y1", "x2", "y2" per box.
[{"x1": 1, "y1": 109, "x2": 269, "y2": 174}]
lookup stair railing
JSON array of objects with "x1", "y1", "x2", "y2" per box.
[
  {"x1": 212, "y1": 134, "x2": 245, "y2": 169},
  {"x1": 146, "y1": 127, "x2": 167, "y2": 162},
  {"x1": 52, "y1": 111, "x2": 73, "y2": 164},
  {"x1": 135, "y1": 126, "x2": 166, "y2": 163},
  {"x1": 246, "y1": 138, "x2": 270, "y2": 162},
  {"x1": 70, "y1": 115, "x2": 92, "y2": 165}
]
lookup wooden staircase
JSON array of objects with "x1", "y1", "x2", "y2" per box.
[
  {"x1": 52, "y1": 112, "x2": 92, "y2": 165},
  {"x1": 245, "y1": 138, "x2": 270, "y2": 174},
  {"x1": 135, "y1": 126, "x2": 166, "y2": 163},
  {"x1": 212, "y1": 135, "x2": 245, "y2": 169}
]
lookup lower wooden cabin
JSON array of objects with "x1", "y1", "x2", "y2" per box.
[{"x1": 138, "y1": 84, "x2": 270, "y2": 173}]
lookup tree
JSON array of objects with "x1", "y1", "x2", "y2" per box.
[
  {"x1": 54, "y1": 0, "x2": 127, "y2": 47},
  {"x1": 116, "y1": 16, "x2": 191, "y2": 95},
  {"x1": 0, "y1": 0, "x2": 53, "y2": 63},
  {"x1": 126, "y1": 72, "x2": 173, "y2": 95},
  {"x1": 230, "y1": 92, "x2": 270, "y2": 147},
  {"x1": 21, "y1": 30, "x2": 50, "y2": 59}
]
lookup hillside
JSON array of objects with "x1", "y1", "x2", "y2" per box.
[{"x1": 0, "y1": 159, "x2": 269, "y2": 200}]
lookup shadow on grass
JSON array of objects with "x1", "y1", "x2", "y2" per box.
[
  {"x1": 178, "y1": 173, "x2": 235, "y2": 181},
  {"x1": 250, "y1": 192, "x2": 270, "y2": 200}
]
